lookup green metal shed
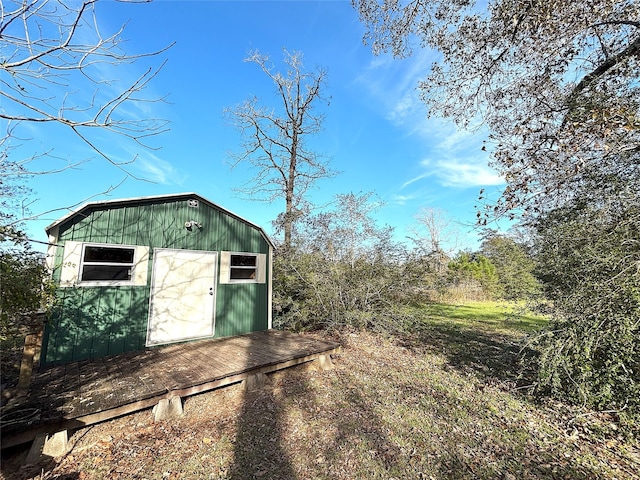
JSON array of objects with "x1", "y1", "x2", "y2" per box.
[{"x1": 42, "y1": 193, "x2": 273, "y2": 365}]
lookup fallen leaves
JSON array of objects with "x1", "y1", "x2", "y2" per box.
[{"x1": 3, "y1": 331, "x2": 638, "y2": 480}]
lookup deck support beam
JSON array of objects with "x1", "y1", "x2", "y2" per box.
[{"x1": 316, "y1": 354, "x2": 334, "y2": 371}]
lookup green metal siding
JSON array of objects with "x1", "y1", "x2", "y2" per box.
[
  {"x1": 55, "y1": 199, "x2": 268, "y2": 253},
  {"x1": 43, "y1": 196, "x2": 270, "y2": 364},
  {"x1": 215, "y1": 282, "x2": 270, "y2": 337},
  {"x1": 43, "y1": 286, "x2": 149, "y2": 363}
]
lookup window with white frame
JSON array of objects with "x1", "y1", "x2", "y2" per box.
[
  {"x1": 58, "y1": 241, "x2": 149, "y2": 287},
  {"x1": 220, "y1": 251, "x2": 266, "y2": 284},
  {"x1": 230, "y1": 254, "x2": 258, "y2": 280}
]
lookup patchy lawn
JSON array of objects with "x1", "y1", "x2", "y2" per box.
[
  {"x1": 420, "y1": 301, "x2": 548, "y2": 333},
  {"x1": 3, "y1": 303, "x2": 639, "y2": 479}
]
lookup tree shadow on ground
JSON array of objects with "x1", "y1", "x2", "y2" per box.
[
  {"x1": 230, "y1": 379, "x2": 299, "y2": 480},
  {"x1": 317, "y1": 371, "x2": 409, "y2": 477},
  {"x1": 227, "y1": 343, "x2": 410, "y2": 479},
  {"x1": 227, "y1": 328, "x2": 318, "y2": 480},
  {"x1": 396, "y1": 322, "x2": 538, "y2": 391},
  {"x1": 317, "y1": 336, "x2": 613, "y2": 480}
]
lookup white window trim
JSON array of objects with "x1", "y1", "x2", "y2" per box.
[
  {"x1": 59, "y1": 241, "x2": 149, "y2": 287},
  {"x1": 219, "y1": 251, "x2": 266, "y2": 284}
]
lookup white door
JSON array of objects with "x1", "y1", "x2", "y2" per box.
[{"x1": 146, "y1": 249, "x2": 217, "y2": 346}]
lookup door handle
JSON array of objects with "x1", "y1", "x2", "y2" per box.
[{"x1": 209, "y1": 287, "x2": 214, "y2": 295}]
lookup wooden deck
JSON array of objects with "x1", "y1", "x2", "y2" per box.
[{"x1": 1, "y1": 330, "x2": 340, "y2": 448}]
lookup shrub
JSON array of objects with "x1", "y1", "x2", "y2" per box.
[
  {"x1": 0, "y1": 230, "x2": 53, "y2": 339},
  {"x1": 527, "y1": 190, "x2": 640, "y2": 416}
]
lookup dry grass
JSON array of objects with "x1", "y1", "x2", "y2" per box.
[{"x1": 3, "y1": 303, "x2": 639, "y2": 479}]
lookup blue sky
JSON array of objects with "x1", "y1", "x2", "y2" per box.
[{"x1": 17, "y1": 0, "x2": 505, "y2": 251}]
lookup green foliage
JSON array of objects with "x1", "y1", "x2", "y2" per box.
[
  {"x1": 531, "y1": 313, "x2": 640, "y2": 413},
  {"x1": 273, "y1": 252, "x2": 409, "y2": 332},
  {"x1": 273, "y1": 193, "x2": 416, "y2": 333},
  {"x1": 448, "y1": 251, "x2": 501, "y2": 299},
  {"x1": 0, "y1": 228, "x2": 53, "y2": 339},
  {"x1": 480, "y1": 233, "x2": 541, "y2": 301},
  {"x1": 528, "y1": 184, "x2": 640, "y2": 414}
]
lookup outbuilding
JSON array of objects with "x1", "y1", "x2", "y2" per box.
[{"x1": 42, "y1": 193, "x2": 273, "y2": 365}]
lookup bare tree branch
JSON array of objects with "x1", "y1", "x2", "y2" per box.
[{"x1": 1, "y1": 0, "x2": 173, "y2": 229}]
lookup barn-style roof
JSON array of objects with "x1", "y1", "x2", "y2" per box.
[{"x1": 45, "y1": 192, "x2": 274, "y2": 247}]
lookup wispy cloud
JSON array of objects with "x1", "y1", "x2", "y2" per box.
[
  {"x1": 387, "y1": 90, "x2": 425, "y2": 127},
  {"x1": 390, "y1": 191, "x2": 440, "y2": 207},
  {"x1": 357, "y1": 49, "x2": 434, "y2": 122},
  {"x1": 391, "y1": 192, "x2": 421, "y2": 206},
  {"x1": 417, "y1": 123, "x2": 504, "y2": 188},
  {"x1": 357, "y1": 50, "x2": 503, "y2": 192},
  {"x1": 422, "y1": 158, "x2": 503, "y2": 188},
  {"x1": 359, "y1": 37, "x2": 504, "y2": 205},
  {"x1": 401, "y1": 172, "x2": 431, "y2": 190},
  {"x1": 133, "y1": 151, "x2": 187, "y2": 185}
]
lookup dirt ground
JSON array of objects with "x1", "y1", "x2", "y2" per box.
[
  {"x1": 2, "y1": 369, "x2": 272, "y2": 479},
  {"x1": 1, "y1": 331, "x2": 639, "y2": 480}
]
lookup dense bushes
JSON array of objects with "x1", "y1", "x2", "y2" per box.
[
  {"x1": 447, "y1": 252, "x2": 501, "y2": 300},
  {"x1": 272, "y1": 194, "x2": 539, "y2": 333},
  {"x1": 273, "y1": 250, "x2": 416, "y2": 332},
  {"x1": 272, "y1": 193, "x2": 420, "y2": 333},
  {"x1": 527, "y1": 187, "x2": 640, "y2": 415},
  {"x1": 441, "y1": 235, "x2": 540, "y2": 303},
  {"x1": 480, "y1": 234, "x2": 541, "y2": 301},
  {"x1": 0, "y1": 230, "x2": 52, "y2": 339}
]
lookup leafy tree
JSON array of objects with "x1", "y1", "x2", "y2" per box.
[
  {"x1": 296, "y1": 193, "x2": 392, "y2": 264},
  {"x1": 448, "y1": 251, "x2": 501, "y2": 300},
  {"x1": 528, "y1": 175, "x2": 639, "y2": 413},
  {"x1": 480, "y1": 232, "x2": 540, "y2": 300},
  {"x1": 0, "y1": 231, "x2": 53, "y2": 339},
  {"x1": 353, "y1": 0, "x2": 639, "y2": 220},
  {"x1": 225, "y1": 49, "x2": 334, "y2": 250}
]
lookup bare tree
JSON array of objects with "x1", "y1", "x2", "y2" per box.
[
  {"x1": 408, "y1": 207, "x2": 461, "y2": 272},
  {"x1": 1, "y1": 0, "x2": 173, "y2": 228},
  {"x1": 225, "y1": 49, "x2": 334, "y2": 250}
]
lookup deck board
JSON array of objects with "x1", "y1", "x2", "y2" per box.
[{"x1": 1, "y1": 330, "x2": 340, "y2": 448}]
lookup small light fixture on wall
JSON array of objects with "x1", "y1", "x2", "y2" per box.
[{"x1": 185, "y1": 220, "x2": 202, "y2": 231}]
